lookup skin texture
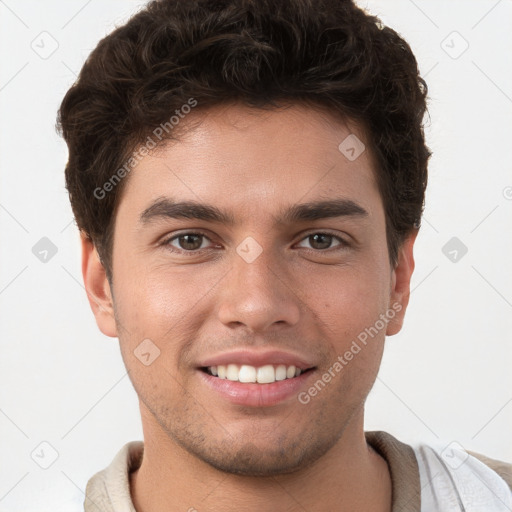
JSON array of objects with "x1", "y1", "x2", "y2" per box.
[{"x1": 82, "y1": 103, "x2": 416, "y2": 511}]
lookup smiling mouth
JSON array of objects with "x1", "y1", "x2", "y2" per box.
[{"x1": 200, "y1": 364, "x2": 316, "y2": 384}]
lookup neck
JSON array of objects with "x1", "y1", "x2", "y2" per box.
[{"x1": 130, "y1": 403, "x2": 391, "y2": 512}]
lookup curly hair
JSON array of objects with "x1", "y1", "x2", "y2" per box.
[{"x1": 57, "y1": 0, "x2": 430, "y2": 280}]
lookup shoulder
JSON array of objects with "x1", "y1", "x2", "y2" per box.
[
  {"x1": 84, "y1": 441, "x2": 144, "y2": 512},
  {"x1": 468, "y1": 450, "x2": 512, "y2": 491},
  {"x1": 365, "y1": 432, "x2": 512, "y2": 510},
  {"x1": 412, "y1": 441, "x2": 512, "y2": 510}
]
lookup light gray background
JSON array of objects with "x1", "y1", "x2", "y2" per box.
[{"x1": 1, "y1": 0, "x2": 511, "y2": 510}]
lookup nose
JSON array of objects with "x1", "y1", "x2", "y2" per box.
[{"x1": 215, "y1": 243, "x2": 301, "y2": 333}]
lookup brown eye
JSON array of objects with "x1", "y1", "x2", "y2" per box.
[
  {"x1": 166, "y1": 233, "x2": 210, "y2": 252},
  {"x1": 178, "y1": 234, "x2": 203, "y2": 250},
  {"x1": 296, "y1": 232, "x2": 345, "y2": 251},
  {"x1": 309, "y1": 234, "x2": 333, "y2": 250}
]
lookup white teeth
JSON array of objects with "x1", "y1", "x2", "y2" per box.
[
  {"x1": 238, "y1": 365, "x2": 257, "y2": 383},
  {"x1": 226, "y1": 364, "x2": 239, "y2": 381},
  {"x1": 257, "y1": 365, "x2": 275, "y2": 384},
  {"x1": 275, "y1": 365, "x2": 287, "y2": 381},
  {"x1": 208, "y1": 364, "x2": 304, "y2": 383}
]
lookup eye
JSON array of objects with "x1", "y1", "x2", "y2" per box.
[
  {"x1": 164, "y1": 232, "x2": 213, "y2": 252},
  {"x1": 161, "y1": 231, "x2": 349, "y2": 255},
  {"x1": 296, "y1": 232, "x2": 347, "y2": 251}
]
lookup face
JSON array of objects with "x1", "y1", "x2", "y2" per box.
[{"x1": 83, "y1": 103, "x2": 415, "y2": 476}]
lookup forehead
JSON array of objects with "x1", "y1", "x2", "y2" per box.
[{"x1": 119, "y1": 103, "x2": 382, "y2": 221}]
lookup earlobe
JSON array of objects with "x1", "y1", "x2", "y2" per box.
[
  {"x1": 81, "y1": 233, "x2": 118, "y2": 338},
  {"x1": 386, "y1": 230, "x2": 417, "y2": 336}
]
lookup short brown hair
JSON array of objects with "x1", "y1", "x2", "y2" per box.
[{"x1": 57, "y1": 0, "x2": 430, "y2": 280}]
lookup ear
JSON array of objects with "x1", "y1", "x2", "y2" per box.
[
  {"x1": 386, "y1": 230, "x2": 417, "y2": 336},
  {"x1": 81, "y1": 233, "x2": 118, "y2": 337}
]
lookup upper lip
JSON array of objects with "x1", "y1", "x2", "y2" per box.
[{"x1": 198, "y1": 349, "x2": 317, "y2": 371}]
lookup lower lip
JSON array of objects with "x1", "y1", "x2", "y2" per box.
[{"x1": 198, "y1": 369, "x2": 315, "y2": 407}]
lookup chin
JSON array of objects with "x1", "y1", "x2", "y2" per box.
[{"x1": 180, "y1": 435, "x2": 334, "y2": 477}]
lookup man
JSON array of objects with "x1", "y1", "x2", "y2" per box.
[{"x1": 57, "y1": 0, "x2": 512, "y2": 510}]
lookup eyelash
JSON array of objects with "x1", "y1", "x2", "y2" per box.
[{"x1": 160, "y1": 230, "x2": 350, "y2": 255}]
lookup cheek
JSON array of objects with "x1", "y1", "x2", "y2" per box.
[
  {"x1": 309, "y1": 262, "x2": 391, "y2": 340},
  {"x1": 314, "y1": 277, "x2": 388, "y2": 403},
  {"x1": 113, "y1": 262, "x2": 195, "y2": 329},
  {"x1": 112, "y1": 270, "x2": 193, "y2": 398},
  {"x1": 112, "y1": 261, "x2": 223, "y2": 376}
]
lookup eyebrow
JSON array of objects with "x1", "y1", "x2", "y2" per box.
[{"x1": 139, "y1": 197, "x2": 368, "y2": 226}]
